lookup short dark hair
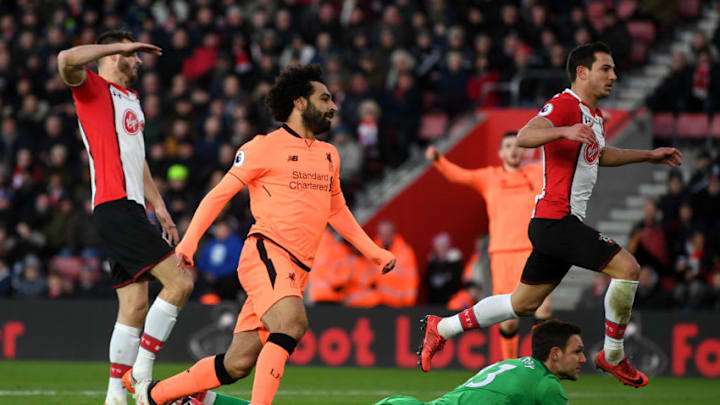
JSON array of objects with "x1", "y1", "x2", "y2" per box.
[
  {"x1": 566, "y1": 42, "x2": 612, "y2": 83},
  {"x1": 499, "y1": 131, "x2": 518, "y2": 147},
  {"x1": 531, "y1": 319, "x2": 582, "y2": 362},
  {"x1": 96, "y1": 30, "x2": 135, "y2": 45},
  {"x1": 265, "y1": 64, "x2": 325, "y2": 123}
]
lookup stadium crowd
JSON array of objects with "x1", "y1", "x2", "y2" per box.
[{"x1": 0, "y1": 0, "x2": 716, "y2": 311}]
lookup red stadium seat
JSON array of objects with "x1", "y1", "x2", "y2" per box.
[
  {"x1": 630, "y1": 41, "x2": 647, "y2": 64},
  {"x1": 617, "y1": 0, "x2": 637, "y2": 20},
  {"x1": 676, "y1": 113, "x2": 708, "y2": 138},
  {"x1": 652, "y1": 113, "x2": 675, "y2": 138},
  {"x1": 709, "y1": 114, "x2": 720, "y2": 138},
  {"x1": 678, "y1": 0, "x2": 700, "y2": 19},
  {"x1": 626, "y1": 21, "x2": 655, "y2": 45},
  {"x1": 418, "y1": 113, "x2": 449, "y2": 140}
]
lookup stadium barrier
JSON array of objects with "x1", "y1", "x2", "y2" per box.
[{"x1": 1, "y1": 300, "x2": 718, "y2": 378}]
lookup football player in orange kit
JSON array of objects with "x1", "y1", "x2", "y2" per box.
[
  {"x1": 423, "y1": 132, "x2": 551, "y2": 363},
  {"x1": 130, "y1": 64, "x2": 396, "y2": 405}
]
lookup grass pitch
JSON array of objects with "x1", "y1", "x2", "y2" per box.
[{"x1": 0, "y1": 360, "x2": 715, "y2": 404}]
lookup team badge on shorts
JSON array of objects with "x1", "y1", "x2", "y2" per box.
[{"x1": 598, "y1": 233, "x2": 615, "y2": 245}]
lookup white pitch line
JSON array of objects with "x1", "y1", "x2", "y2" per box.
[
  {"x1": 0, "y1": 389, "x2": 701, "y2": 401},
  {"x1": 0, "y1": 389, "x2": 404, "y2": 397}
]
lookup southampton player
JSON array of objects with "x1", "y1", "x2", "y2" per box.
[
  {"x1": 379, "y1": 320, "x2": 583, "y2": 405},
  {"x1": 420, "y1": 42, "x2": 682, "y2": 387},
  {"x1": 426, "y1": 132, "x2": 552, "y2": 361},
  {"x1": 128, "y1": 64, "x2": 396, "y2": 405},
  {"x1": 58, "y1": 31, "x2": 194, "y2": 405}
]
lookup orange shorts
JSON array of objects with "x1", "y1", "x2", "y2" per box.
[
  {"x1": 490, "y1": 250, "x2": 532, "y2": 295},
  {"x1": 234, "y1": 236, "x2": 309, "y2": 341}
]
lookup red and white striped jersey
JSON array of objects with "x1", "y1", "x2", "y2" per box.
[
  {"x1": 532, "y1": 89, "x2": 606, "y2": 221},
  {"x1": 69, "y1": 68, "x2": 146, "y2": 209}
]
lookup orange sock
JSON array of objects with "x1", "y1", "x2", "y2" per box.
[
  {"x1": 250, "y1": 342, "x2": 290, "y2": 405},
  {"x1": 500, "y1": 335, "x2": 519, "y2": 360},
  {"x1": 151, "y1": 356, "x2": 221, "y2": 404}
]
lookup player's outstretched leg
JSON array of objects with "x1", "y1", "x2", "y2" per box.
[
  {"x1": 595, "y1": 249, "x2": 648, "y2": 387},
  {"x1": 421, "y1": 284, "x2": 555, "y2": 371},
  {"x1": 138, "y1": 330, "x2": 262, "y2": 404}
]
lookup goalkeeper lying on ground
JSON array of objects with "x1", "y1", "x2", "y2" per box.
[{"x1": 376, "y1": 319, "x2": 584, "y2": 405}]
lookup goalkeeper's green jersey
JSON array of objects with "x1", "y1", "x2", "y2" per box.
[{"x1": 375, "y1": 357, "x2": 568, "y2": 405}]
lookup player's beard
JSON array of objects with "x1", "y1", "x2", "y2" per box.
[
  {"x1": 118, "y1": 57, "x2": 138, "y2": 85},
  {"x1": 302, "y1": 100, "x2": 332, "y2": 135}
]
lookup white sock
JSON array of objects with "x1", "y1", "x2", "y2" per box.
[
  {"x1": 437, "y1": 294, "x2": 517, "y2": 339},
  {"x1": 203, "y1": 391, "x2": 217, "y2": 404},
  {"x1": 105, "y1": 323, "x2": 140, "y2": 405},
  {"x1": 603, "y1": 279, "x2": 638, "y2": 365},
  {"x1": 133, "y1": 297, "x2": 179, "y2": 381}
]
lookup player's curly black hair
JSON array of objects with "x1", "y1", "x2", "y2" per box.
[{"x1": 265, "y1": 64, "x2": 325, "y2": 123}]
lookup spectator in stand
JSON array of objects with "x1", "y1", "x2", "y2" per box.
[
  {"x1": 447, "y1": 281, "x2": 482, "y2": 311},
  {"x1": 373, "y1": 221, "x2": 419, "y2": 307},
  {"x1": 12, "y1": 254, "x2": 45, "y2": 298},
  {"x1": 707, "y1": 271, "x2": 720, "y2": 311},
  {"x1": 647, "y1": 50, "x2": 693, "y2": 113},
  {"x1": 687, "y1": 47, "x2": 717, "y2": 112},
  {"x1": 309, "y1": 229, "x2": 352, "y2": 305},
  {"x1": 0, "y1": 258, "x2": 10, "y2": 296},
  {"x1": 635, "y1": 265, "x2": 674, "y2": 309},
  {"x1": 196, "y1": 217, "x2": 243, "y2": 301},
  {"x1": 658, "y1": 169, "x2": 689, "y2": 227},
  {"x1": 628, "y1": 198, "x2": 671, "y2": 275},
  {"x1": 597, "y1": 7, "x2": 631, "y2": 72},
  {"x1": 425, "y1": 232, "x2": 463, "y2": 305},
  {"x1": 673, "y1": 229, "x2": 708, "y2": 309},
  {"x1": 437, "y1": 50, "x2": 469, "y2": 118},
  {"x1": 342, "y1": 244, "x2": 381, "y2": 308},
  {"x1": 688, "y1": 150, "x2": 714, "y2": 193}
]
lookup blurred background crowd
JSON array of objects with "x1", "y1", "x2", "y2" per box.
[{"x1": 0, "y1": 0, "x2": 718, "y2": 311}]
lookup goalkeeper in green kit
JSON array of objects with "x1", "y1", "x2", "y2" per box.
[{"x1": 375, "y1": 320, "x2": 584, "y2": 405}]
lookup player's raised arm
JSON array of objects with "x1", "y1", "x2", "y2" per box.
[
  {"x1": 175, "y1": 173, "x2": 245, "y2": 269},
  {"x1": 57, "y1": 41, "x2": 162, "y2": 85},
  {"x1": 517, "y1": 116, "x2": 596, "y2": 148},
  {"x1": 599, "y1": 146, "x2": 682, "y2": 167},
  {"x1": 426, "y1": 146, "x2": 480, "y2": 187}
]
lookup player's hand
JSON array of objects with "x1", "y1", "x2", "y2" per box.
[
  {"x1": 563, "y1": 122, "x2": 597, "y2": 146},
  {"x1": 155, "y1": 205, "x2": 179, "y2": 246},
  {"x1": 175, "y1": 243, "x2": 195, "y2": 269},
  {"x1": 119, "y1": 42, "x2": 162, "y2": 57},
  {"x1": 377, "y1": 249, "x2": 397, "y2": 274},
  {"x1": 648, "y1": 147, "x2": 682, "y2": 167},
  {"x1": 425, "y1": 146, "x2": 440, "y2": 162}
]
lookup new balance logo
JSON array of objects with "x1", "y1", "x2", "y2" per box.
[{"x1": 288, "y1": 155, "x2": 298, "y2": 162}]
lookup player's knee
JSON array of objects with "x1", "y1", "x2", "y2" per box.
[
  {"x1": 514, "y1": 299, "x2": 541, "y2": 317},
  {"x1": 119, "y1": 301, "x2": 148, "y2": 325},
  {"x1": 620, "y1": 257, "x2": 640, "y2": 281},
  {"x1": 165, "y1": 271, "x2": 194, "y2": 301},
  {"x1": 273, "y1": 318, "x2": 308, "y2": 341}
]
